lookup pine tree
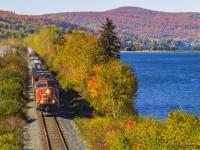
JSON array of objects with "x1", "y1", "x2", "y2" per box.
[{"x1": 99, "y1": 18, "x2": 121, "y2": 62}]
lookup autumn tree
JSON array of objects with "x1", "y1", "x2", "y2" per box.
[
  {"x1": 87, "y1": 60, "x2": 137, "y2": 118},
  {"x1": 135, "y1": 44, "x2": 141, "y2": 51},
  {"x1": 53, "y1": 30, "x2": 105, "y2": 90},
  {"x1": 47, "y1": 26, "x2": 66, "y2": 54},
  {"x1": 24, "y1": 26, "x2": 66, "y2": 70},
  {"x1": 192, "y1": 45, "x2": 196, "y2": 51},
  {"x1": 99, "y1": 18, "x2": 121, "y2": 62}
]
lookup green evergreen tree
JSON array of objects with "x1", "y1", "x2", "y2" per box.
[{"x1": 99, "y1": 18, "x2": 121, "y2": 62}]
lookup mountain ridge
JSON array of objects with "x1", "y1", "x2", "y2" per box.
[
  {"x1": 1, "y1": 7, "x2": 200, "y2": 43},
  {"x1": 42, "y1": 6, "x2": 200, "y2": 43},
  {"x1": 105, "y1": 6, "x2": 198, "y2": 14}
]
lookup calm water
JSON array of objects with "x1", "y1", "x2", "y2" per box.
[{"x1": 121, "y1": 52, "x2": 200, "y2": 120}]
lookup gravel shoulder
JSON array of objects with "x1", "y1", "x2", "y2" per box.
[
  {"x1": 56, "y1": 108, "x2": 89, "y2": 150},
  {"x1": 23, "y1": 64, "x2": 44, "y2": 150}
]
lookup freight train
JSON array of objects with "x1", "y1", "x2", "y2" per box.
[{"x1": 27, "y1": 48, "x2": 60, "y2": 111}]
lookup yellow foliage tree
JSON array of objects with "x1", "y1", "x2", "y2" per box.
[
  {"x1": 87, "y1": 60, "x2": 137, "y2": 118},
  {"x1": 53, "y1": 30, "x2": 105, "y2": 90}
]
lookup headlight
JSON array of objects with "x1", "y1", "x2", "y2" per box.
[
  {"x1": 46, "y1": 89, "x2": 50, "y2": 94},
  {"x1": 40, "y1": 100, "x2": 44, "y2": 103},
  {"x1": 52, "y1": 100, "x2": 55, "y2": 103}
]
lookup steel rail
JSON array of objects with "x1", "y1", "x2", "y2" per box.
[
  {"x1": 41, "y1": 111, "x2": 69, "y2": 150},
  {"x1": 53, "y1": 114, "x2": 69, "y2": 150},
  {"x1": 41, "y1": 111, "x2": 51, "y2": 150}
]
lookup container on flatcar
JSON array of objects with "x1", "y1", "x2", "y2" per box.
[
  {"x1": 31, "y1": 60, "x2": 42, "y2": 70},
  {"x1": 29, "y1": 57, "x2": 39, "y2": 64},
  {"x1": 27, "y1": 48, "x2": 35, "y2": 58}
]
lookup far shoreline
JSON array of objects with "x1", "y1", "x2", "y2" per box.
[{"x1": 120, "y1": 50, "x2": 200, "y2": 53}]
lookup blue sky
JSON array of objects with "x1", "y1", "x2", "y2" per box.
[{"x1": 0, "y1": 0, "x2": 200, "y2": 15}]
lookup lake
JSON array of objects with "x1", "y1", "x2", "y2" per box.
[{"x1": 121, "y1": 52, "x2": 200, "y2": 120}]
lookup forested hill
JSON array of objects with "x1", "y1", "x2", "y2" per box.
[
  {"x1": 43, "y1": 7, "x2": 200, "y2": 43},
  {"x1": 1, "y1": 7, "x2": 200, "y2": 43},
  {"x1": 0, "y1": 10, "x2": 85, "y2": 40}
]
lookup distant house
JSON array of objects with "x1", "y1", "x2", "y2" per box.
[
  {"x1": 123, "y1": 47, "x2": 132, "y2": 51},
  {"x1": 0, "y1": 46, "x2": 16, "y2": 57},
  {"x1": 169, "y1": 45, "x2": 176, "y2": 50},
  {"x1": 141, "y1": 44, "x2": 148, "y2": 50}
]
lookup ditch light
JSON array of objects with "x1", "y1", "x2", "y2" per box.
[{"x1": 46, "y1": 89, "x2": 50, "y2": 94}]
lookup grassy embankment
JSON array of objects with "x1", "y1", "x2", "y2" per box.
[
  {"x1": 0, "y1": 49, "x2": 27, "y2": 150},
  {"x1": 24, "y1": 27, "x2": 200, "y2": 150}
]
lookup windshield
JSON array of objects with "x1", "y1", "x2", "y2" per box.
[
  {"x1": 48, "y1": 81, "x2": 59, "y2": 89},
  {"x1": 36, "y1": 84, "x2": 47, "y2": 88}
]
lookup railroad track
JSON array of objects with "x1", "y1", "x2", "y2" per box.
[{"x1": 41, "y1": 111, "x2": 69, "y2": 150}]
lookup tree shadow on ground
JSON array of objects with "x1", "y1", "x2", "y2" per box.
[{"x1": 58, "y1": 89, "x2": 93, "y2": 119}]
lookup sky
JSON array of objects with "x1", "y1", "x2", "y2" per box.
[{"x1": 0, "y1": 0, "x2": 200, "y2": 15}]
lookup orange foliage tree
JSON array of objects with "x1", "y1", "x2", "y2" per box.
[{"x1": 87, "y1": 60, "x2": 137, "y2": 118}]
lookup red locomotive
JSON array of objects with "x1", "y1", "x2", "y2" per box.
[
  {"x1": 27, "y1": 48, "x2": 60, "y2": 111},
  {"x1": 34, "y1": 72, "x2": 60, "y2": 111}
]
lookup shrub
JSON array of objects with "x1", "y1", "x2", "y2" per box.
[
  {"x1": 0, "y1": 53, "x2": 26, "y2": 101},
  {"x1": 111, "y1": 134, "x2": 132, "y2": 150},
  {"x1": 164, "y1": 111, "x2": 200, "y2": 148},
  {"x1": 129, "y1": 116, "x2": 166, "y2": 149},
  {"x1": 0, "y1": 117, "x2": 25, "y2": 150},
  {"x1": 0, "y1": 51, "x2": 26, "y2": 150},
  {"x1": 0, "y1": 100, "x2": 25, "y2": 118},
  {"x1": 87, "y1": 117, "x2": 112, "y2": 149}
]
